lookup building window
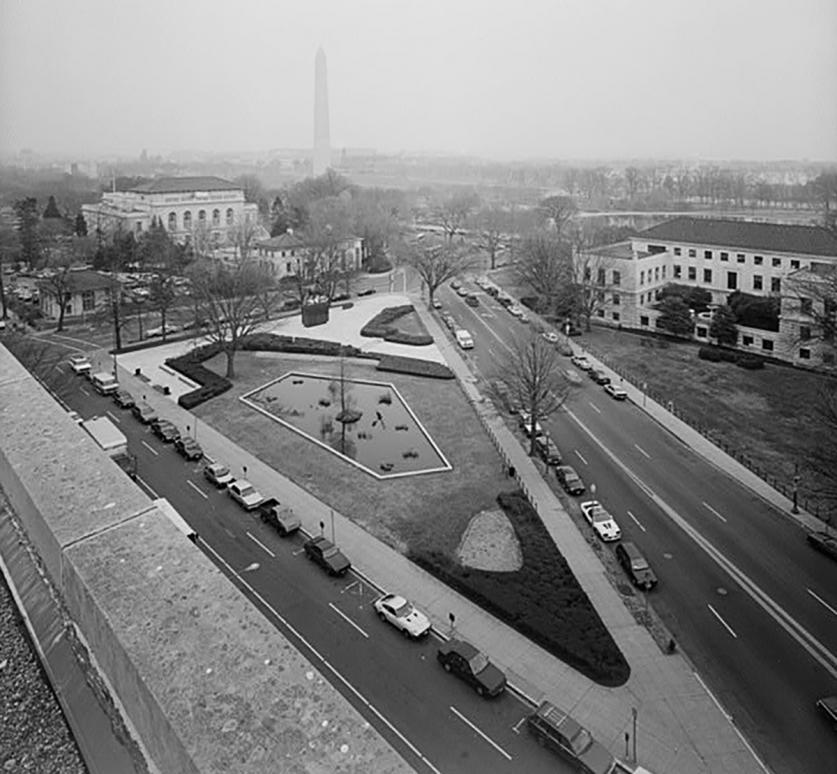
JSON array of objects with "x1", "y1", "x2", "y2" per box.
[
  {"x1": 696, "y1": 326, "x2": 707, "y2": 338},
  {"x1": 762, "y1": 339, "x2": 774, "y2": 351},
  {"x1": 168, "y1": 212, "x2": 177, "y2": 230},
  {"x1": 286, "y1": 262, "x2": 292, "y2": 273},
  {"x1": 737, "y1": 253, "x2": 745, "y2": 263},
  {"x1": 688, "y1": 267, "x2": 696, "y2": 280},
  {"x1": 754, "y1": 255, "x2": 763, "y2": 265},
  {"x1": 674, "y1": 247, "x2": 681, "y2": 256},
  {"x1": 742, "y1": 334, "x2": 753, "y2": 346},
  {"x1": 753, "y1": 275, "x2": 763, "y2": 291},
  {"x1": 772, "y1": 257, "x2": 781, "y2": 267},
  {"x1": 800, "y1": 325, "x2": 811, "y2": 341},
  {"x1": 823, "y1": 352, "x2": 835, "y2": 365},
  {"x1": 790, "y1": 259, "x2": 800, "y2": 269},
  {"x1": 727, "y1": 272, "x2": 737, "y2": 290},
  {"x1": 654, "y1": 267, "x2": 659, "y2": 281},
  {"x1": 662, "y1": 265, "x2": 666, "y2": 278},
  {"x1": 198, "y1": 209, "x2": 206, "y2": 223},
  {"x1": 612, "y1": 270, "x2": 621, "y2": 286},
  {"x1": 771, "y1": 277, "x2": 781, "y2": 293},
  {"x1": 673, "y1": 265, "x2": 682, "y2": 278},
  {"x1": 226, "y1": 208, "x2": 234, "y2": 225},
  {"x1": 704, "y1": 250, "x2": 713, "y2": 260},
  {"x1": 800, "y1": 298, "x2": 813, "y2": 315},
  {"x1": 183, "y1": 211, "x2": 192, "y2": 229},
  {"x1": 720, "y1": 252, "x2": 729, "y2": 261},
  {"x1": 639, "y1": 270, "x2": 645, "y2": 285},
  {"x1": 597, "y1": 309, "x2": 605, "y2": 318},
  {"x1": 640, "y1": 315, "x2": 649, "y2": 326},
  {"x1": 688, "y1": 249, "x2": 696, "y2": 258},
  {"x1": 612, "y1": 293, "x2": 620, "y2": 305},
  {"x1": 597, "y1": 268, "x2": 606, "y2": 285},
  {"x1": 212, "y1": 209, "x2": 220, "y2": 226},
  {"x1": 799, "y1": 348, "x2": 811, "y2": 360},
  {"x1": 703, "y1": 268, "x2": 712, "y2": 283},
  {"x1": 611, "y1": 312, "x2": 620, "y2": 321},
  {"x1": 81, "y1": 291, "x2": 95, "y2": 311}
]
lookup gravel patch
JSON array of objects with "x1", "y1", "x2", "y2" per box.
[{"x1": 456, "y1": 509, "x2": 522, "y2": 571}]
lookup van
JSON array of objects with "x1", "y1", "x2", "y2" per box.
[
  {"x1": 91, "y1": 372, "x2": 119, "y2": 395},
  {"x1": 455, "y1": 329, "x2": 474, "y2": 349}
]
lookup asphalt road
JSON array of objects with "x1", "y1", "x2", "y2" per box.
[
  {"x1": 435, "y1": 278, "x2": 837, "y2": 774},
  {"x1": 56, "y1": 376, "x2": 575, "y2": 774}
]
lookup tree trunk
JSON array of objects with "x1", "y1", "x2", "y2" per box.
[
  {"x1": 56, "y1": 299, "x2": 65, "y2": 332},
  {"x1": 225, "y1": 348, "x2": 236, "y2": 379}
]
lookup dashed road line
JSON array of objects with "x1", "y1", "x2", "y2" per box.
[
  {"x1": 106, "y1": 410, "x2": 121, "y2": 424},
  {"x1": 141, "y1": 441, "x2": 158, "y2": 456},
  {"x1": 633, "y1": 443, "x2": 650, "y2": 459},
  {"x1": 246, "y1": 531, "x2": 275, "y2": 558},
  {"x1": 574, "y1": 450, "x2": 588, "y2": 465},
  {"x1": 807, "y1": 588, "x2": 837, "y2": 618},
  {"x1": 186, "y1": 480, "x2": 208, "y2": 499},
  {"x1": 588, "y1": 402, "x2": 601, "y2": 414},
  {"x1": 329, "y1": 602, "x2": 369, "y2": 638},
  {"x1": 449, "y1": 706, "x2": 512, "y2": 760},
  {"x1": 707, "y1": 603, "x2": 738, "y2": 638},
  {"x1": 80, "y1": 387, "x2": 90, "y2": 397},
  {"x1": 626, "y1": 510, "x2": 647, "y2": 532},
  {"x1": 702, "y1": 501, "x2": 728, "y2": 523}
]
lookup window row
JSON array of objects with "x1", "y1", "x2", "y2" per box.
[
  {"x1": 639, "y1": 266, "x2": 666, "y2": 285},
  {"x1": 167, "y1": 208, "x2": 236, "y2": 231},
  {"x1": 670, "y1": 246, "x2": 800, "y2": 269}
]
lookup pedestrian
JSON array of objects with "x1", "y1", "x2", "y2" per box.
[{"x1": 243, "y1": 465, "x2": 248, "y2": 478}]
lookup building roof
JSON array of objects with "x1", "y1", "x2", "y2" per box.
[
  {"x1": 37, "y1": 269, "x2": 115, "y2": 294},
  {"x1": 591, "y1": 241, "x2": 636, "y2": 260},
  {"x1": 259, "y1": 231, "x2": 360, "y2": 251},
  {"x1": 128, "y1": 176, "x2": 237, "y2": 194},
  {"x1": 638, "y1": 217, "x2": 837, "y2": 258}
]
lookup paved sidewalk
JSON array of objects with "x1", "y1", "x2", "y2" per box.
[{"x1": 101, "y1": 298, "x2": 767, "y2": 774}]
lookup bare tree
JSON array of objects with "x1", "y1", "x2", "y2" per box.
[
  {"x1": 187, "y1": 259, "x2": 276, "y2": 379},
  {"x1": 472, "y1": 203, "x2": 507, "y2": 270},
  {"x1": 512, "y1": 231, "x2": 571, "y2": 317},
  {"x1": 39, "y1": 252, "x2": 77, "y2": 332},
  {"x1": 400, "y1": 235, "x2": 477, "y2": 307},
  {"x1": 229, "y1": 216, "x2": 262, "y2": 262},
  {"x1": 433, "y1": 191, "x2": 479, "y2": 242},
  {"x1": 537, "y1": 195, "x2": 577, "y2": 235},
  {"x1": 806, "y1": 383, "x2": 837, "y2": 514},
  {"x1": 489, "y1": 333, "x2": 574, "y2": 456}
]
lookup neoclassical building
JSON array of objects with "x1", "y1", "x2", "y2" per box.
[
  {"x1": 255, "y1": 230, "x2": 364, "y2": 281},
  {"x1": 81, "y1": 176, "x2": 260, "y2": 246},
  {"x1": 582, "y1": 217, "x2": 837, "y2": 369}
]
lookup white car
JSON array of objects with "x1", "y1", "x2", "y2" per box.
[
  {"x1": 571, "y1": 354, "x2": 593, "y2": 371},
  {"x1": 604, "y1": 383, "x2": 628, "y2": 401},
  {"x1": 69, "y1": 355, "x2": 91, "y2": 374},
  {"x1": 227, "y1": 479, "x2": 265, "y2": 510},
  {"x1": 541, "y1": 332, "x2": 559, "y2": 343},
  {"x1": 518, "y1": 411, "x2": 544, "y2": 438},
  {"x1": 508, "y1": 306, "x2": 524, "y2": 317},
  {"x1": 373, "y1": 593, "x2": 431, "y2": 638},
  {"x1": 580, "y1": 500, "x2": 622, "y2": 542}
]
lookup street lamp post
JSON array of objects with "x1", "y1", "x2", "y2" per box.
[{"x1": 792, "y1": 463, "x2": 801, "y2": 514}]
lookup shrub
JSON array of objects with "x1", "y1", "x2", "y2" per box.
[
  {"x1": 384, "y1": 330, "x2": 433, "y2": 346},
  {"x1": 361, "y1": 305, "x2": 414, "y2": 338},
  {"x1": 698, "y1": 346, "x2": 723, "y2": 362},
  {"x1": 239, "y1": 333, "x2": 365, "y2": 358},
  {"x1": 376, "y1": 355, "x2": 455, "y2": 379},
  {"x1": 737, "y1": 355, "x2": 766, "y2": 370},
  {"x1": 408, "y1": 490, "x2": 630, "y2": 686},
  {"x1": 718, "y1": 348, "x2": 739, "y2": 363},
  {"x1": 167, "y1": 343, "x2": 233, "y2": 409}
]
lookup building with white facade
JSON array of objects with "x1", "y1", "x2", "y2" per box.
[
  {"x1": 81, "y1": 176, "x2": 259, "y2": 246},
  {"x1": 37, "y1": 269, "x2": 115, "y2": 322},
  {"x1": 583, "y1": 217, "x2": 837, "y2": 369},
  {"x1": 255, "y1": 230, "x2": 364, "y2": 282}
]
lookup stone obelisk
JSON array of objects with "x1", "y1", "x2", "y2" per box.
[{"x1": 313, "y1": 47, "x2": 331, "y2": 176}]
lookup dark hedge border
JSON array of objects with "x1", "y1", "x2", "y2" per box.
[
  {"x1": 384, "y1": 331, "x2": 434, "y2": 346},
  {"x1": 239, "y1": 332, "x2": 371, "y2": 359},
  {"x1": 408, "y1": 491, "x2": 630, "y2": 687},
  {"x1": 167, "y1": 343, "x2": 233, "y2": 409},
  {"x1": 360, "y1": 304, "x2": 415, "y2": 338},
  {"x1": 376, "y1": 355, "x2": 455, "y2": 379},
  {"x1": 698, "y1": 345, "x2": 767, "y2": 369}
]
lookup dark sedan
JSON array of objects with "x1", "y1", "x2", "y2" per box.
[
  {"x1": 112, "y1": 389, "x2": 135, "y2": 409},
  {"x1": 151, "y1": 419, "x2": 181, "y2": 443},
  {"x1": 555, "y1": 465, "x2": 585, "y2": 496},
  {"x1": 437, "y1": 639, "x2": 506, "y2": 697},
  {"x1": 303, "y1": 536, "x2": 351, "y2": 576},
  {"x1": 615, "y1": 541, "x2": 658, "y2": 590},
  {"x1": 174, "y1": 436, "x2": 204, "y2": 460}
]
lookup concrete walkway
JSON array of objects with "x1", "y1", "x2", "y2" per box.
[{"x1": 100, "y1": 295, "x2": 768, "y2": 774}]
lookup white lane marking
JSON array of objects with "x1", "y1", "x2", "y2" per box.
[
  {"x1": 292, "y1": 547, "x2": 306, "y2": 556},
  {"x1": 328, "y1": 602, "x2": 369, "y2": 639},
  {"x1": 707, "y1": 603, "x2": 737, "y2": 638},
  {"x1": 141, "y1": 441, "x2": 159, "y2": 456},
  {"x1": 588, "y1": 402, "x2": 601, "y2": 414},
  {"x1": 702, "y1": 501, "x2": 728, "y2": 523},
  {"x1": 567, "y1": 408, "x2": 837, "y2": 679},
  {"x1": 574, "y1": 450, "x2": 588, "y2": 465},
  {"x1": 626, "y1": 511, "x2": 647, "y2": 532},
  {"x1": 106, "y1": 410, "x2": 121, "y2": 424},
  {"x1": 634, "y1": 443, "x2": 650, "y2": 459},
  {"x1": 135, "y1": 476, "x2": 158, "y2": 498},
  {"x1": 807, "y1": 588, "x2": 837, "y2": 618},
  {"x1": 693, "y1": 673, "x2": 772, "y2": 774},
  {"x1": 79, "y1": 387, "x2": 90, "y2": 396},
  {"x1": 246, "y1": 531, "x2": 275, "y2": 558},
  {"x1": 511, "y1": 717, "x2": 526, "y2": 734},
  {"x1": 187, "y1": 480, "x2": 208, "y2": 499},
  {"x1": 449, "y1": 706, "x2": 512, "y2": 761},
  {"x1": 198, "y1": 541, "x2": 440, "y2": 773}
]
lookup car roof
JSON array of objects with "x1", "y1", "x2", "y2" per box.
[
  {"x1": 446, "y1": 639, "x2": 479, "y2": 659},
  {"x1": 619, "y1": 541, "x2": 643, "y2": 558},
  {"x1": 381, "y1": 593, "x2": 407, "y2": 607}
]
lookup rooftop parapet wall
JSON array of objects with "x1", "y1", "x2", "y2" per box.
[{"x1": 0, "y1": 345, "x2": 409, "y2": 774}]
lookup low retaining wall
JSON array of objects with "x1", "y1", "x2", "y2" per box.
[{"x1": 0, "y1": 345, "x2": 408, "y2": 774}]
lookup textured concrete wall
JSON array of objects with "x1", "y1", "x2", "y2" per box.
[{"x1": 0, "y1": 346, "x2": 409, "y2": 774}]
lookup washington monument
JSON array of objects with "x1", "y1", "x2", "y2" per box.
[{"x1": 313, "y1": 47, "x2": 331, "y2": 176}]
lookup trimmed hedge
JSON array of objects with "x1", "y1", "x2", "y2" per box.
[
  {"x1": 167, "y1": 343, "x2": 232, "y2": 409},
  {"x1": 239, "y1": 332, "x2": 368, "y2": 359},
  {"x1": 698, "y1": 345, "x2": 767, "y2": 370},
  {"x1": 409, "y1": 491, "x2": 630, "y2": 686},
  {"x1": 737, "y1": 355, "x2": 766, "y2": 370},
  {"x1": 376, "y1": 355, "x2": 454, "y2": 379},
  {"x1": 383, "y1": 330, "x2": 434, "y2": 346},
  {"x1": 698, "y1": 346, "x2": 722, "y2": 362},
  {"x1": 360, "y1": 305, "x2": 415, "y2": 338}
]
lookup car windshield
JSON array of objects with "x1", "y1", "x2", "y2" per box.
[
  {"x1": 393, "y1": 600, "x2": 413, "y2": 617},
  {"x1": 468, "y1": 652, "x2": 489, "y2": 674},
  {"x1": 631, "y1": 558, "x2": 649, "y2": 571},
  {"x1": 569, "y1": 728, "x2": 593, "y2": 755},
  {"x1": 323, "y1": 546, "x2": 340, "y2": 558},
  {"x1": 239, "y1": 486, "x2": 255, "y2": 497},
  {"x1": 590, "y1": 508, "x2": 609, "y2": 523}
]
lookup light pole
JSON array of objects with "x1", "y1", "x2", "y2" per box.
[{"x1": 792, "y1": 462, "x2": 800, "y2": 514}]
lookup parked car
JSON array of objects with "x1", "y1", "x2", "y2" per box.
[
  {"x1": 518, "y1": 313, "x2": 530, "y2": 324},
  {"x1": 615, "y1": 541, "x2": 657, "y2": 589},
  {"x1": 436, "y1": 639, "x2": 506, "y2": 697},
  {"x1": 68, "y1": 354, "x2": 91, "y2": 374},
  {"x1": 356, "y1": 288, "x2": 376, "y2": 297},
  {"x1": 580, "y1": 500, "x2": 622, "y2": 542},
  {"x1": 432, "y1": 298, "x2": 443, "y2": 309},
  {"x1": 542, "y1": 331, "x2": 559, "y2": 344},
  {"x1": 518, "y1": 411, "x2": 544, "y2": 439},
  {"x1": 303, "y1": 536, "x2": 351, "y2": 576},
  {"x1": 508, "y1": 305, "x2": 524, "y2": 317},
  {"x1": 807, "y1": 531, "x2": 837, "y2": 561},
  {"x1": 589, "y1": 368, "x2": 610, "y2": 385},
  {"x1": 373, "y1": 593, "x2": 432, "y2": 638},
  {"x1": 174, "y1": 436, "x2": 204, "y2": 460},
  {"x1": 257, "y1": 497, "x2": 301, "y2": 536},
  {"x1": 131, "y1": 402, "x2": 158, "y2": 424},
  {"x1": 571, "y1": 354, "x2": 593, "y2": 371},
  {"x1": 603, "y1": 383, "x2": 628, "y2": 401},
  {"x1": 151, "y1": 419, "x2": 181, "y2": 443},
  {"x1": 203, "y1": 462, "x2": 235, "y2": 488},
  {"x1": 456, "y1": 286, "x2": 469, "y2": 298},
  {"x1": 450, "y1": 279, "x2": 461, "y2": 290},
  {"x1": 465, "y1": 293, "x2": 479, "y2": 307},
  {"x1": 485, "y1": 285, "x2": 499, "y2": 298},
  {"x1": 535, "y1": 435, "x2": 563, "y2": 466},
  {"x1": 556, "y1": 342, "x2": 574, "y2": 357},
  {"x1": 816, "y1": 696, "x2": 837, "y2": 726},
  {"x1": 555, "y1": 465, "x2": 585, "y2": 496},
  {"x1": 527, "y1": 701, "x2": 616, "y2": 774},
  {"x1": 227, "y1": 479, "x2": 265, "y2": 510},
  {"x1": 112, "y1": 389, "x2": 135, "y2": 409},
  {"x1": 442, "y1": 313, "x2": 456, "y2": 330}
]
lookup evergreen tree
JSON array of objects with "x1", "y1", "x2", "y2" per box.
[
  {"x1": 655, "y1": 296, "x2": 694, "y2": 337},
  {"x1": 13, "y1": 197, "x2": 40, "y2": 267},
  {"x1": 75, "y1": 212, "x2": 88, "y2": 236},
  {"x1": 43, "y1": 195, "x2": 62, "y2": 219},
  {"x1": 709, "y1": 304, "x2": 739, "y2": 345}
]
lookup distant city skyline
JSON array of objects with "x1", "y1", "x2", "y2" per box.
[{"x1": 1, "y1": 0, "x2": 836, "y2": 163}]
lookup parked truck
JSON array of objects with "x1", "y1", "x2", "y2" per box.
[{"x1": 81, "y1": 416, "x2": 137, "y2": 479}]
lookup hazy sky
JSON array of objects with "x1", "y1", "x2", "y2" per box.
[{"x1": 1, "y1": 0, "x2": 836, "y2": 161}]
